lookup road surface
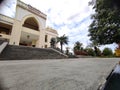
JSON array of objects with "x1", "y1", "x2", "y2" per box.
[{"x1": 0, "y1": 58, "x2": 119, "y2": 90}]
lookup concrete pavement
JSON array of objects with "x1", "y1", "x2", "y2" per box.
[{"x1": 0, "y1": 58, "x2": 119, "y2": 90}]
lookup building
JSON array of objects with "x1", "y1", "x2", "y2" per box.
[{"x1": 0, "y1": 0, "x2": 58, "y2": 48}]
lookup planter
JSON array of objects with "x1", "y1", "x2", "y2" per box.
[
  {"x1": 115, "y1": 49, "x2": 120, "y2": 57},
  {"x1": 74, "y1": 51, "x2": 88, "y2": 55}
]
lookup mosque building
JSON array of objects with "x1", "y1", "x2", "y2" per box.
[{"x1": 0, "y1": 0, "x2": 58, "y2": 48}]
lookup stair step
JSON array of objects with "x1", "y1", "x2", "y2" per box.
[{"x1": 0, "y1": 45, "x2": 67, "y2": 60}]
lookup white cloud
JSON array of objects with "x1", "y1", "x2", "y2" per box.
[
  {"x1": 1, "y1": 0, "x2": 94, "y2": 51},
  {"x1": 99, "y1": 43, "x2": 118, "y2": 52},
  {"x1": 0, "y1": 0, "x2": 16, "y2": 17}
]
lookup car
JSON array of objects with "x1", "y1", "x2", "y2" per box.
[{"x1": 98, "y1": 62, "x2": 120, "y2": 90}]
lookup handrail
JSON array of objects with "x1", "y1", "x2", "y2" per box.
[
  {"x1": 0, "y1": 42, "x2": 8, "y2": 54},
  {"x1": 49, "y1": 48, "x2": 68, "y2": 58}
]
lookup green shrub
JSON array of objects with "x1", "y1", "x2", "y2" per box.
[
  {"x1": 85, "y1": 48, "x2": 95, "y2": 56},
  {"x1": 102, "y1": 47, "x2": 113, "y2": 56}
]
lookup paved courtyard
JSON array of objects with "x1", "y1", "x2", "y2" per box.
[{"x1": 0, "y1": 58, "x2": 119, "y2": 90}]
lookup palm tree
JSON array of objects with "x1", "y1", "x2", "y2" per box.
[
  {"x1": 57, "y1": 35, "x2": 68, "y2": 52},
  {"x1": 73, "y1": 41, "x2": 83, "y2": 51}
]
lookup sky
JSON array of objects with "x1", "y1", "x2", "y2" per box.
[{"x1": 0, "y1": 0, "x2": 117, "y2": 52}]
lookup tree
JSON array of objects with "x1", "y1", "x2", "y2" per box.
[
  {"x1": 87, "y1": 42, "x2": 99, "y2": 48},
  {"x1": 88, "y1": 0, "x2": 120, "y2": 46},
  {"x1": 73, "y1": 41, "x2": 83, "y2": 51},
  {"x1": 50, "y1": 37, "x2": 56, "y2": 48},
  {"x1": 102, "y1": 47, "x2": 113, "y2": 56},
  {"x1": 94, "y1": 46, "x2": 101, "y2": 56},
  {"x1": 57, "y1": 35, "x2": 68, "y2": 52},
  {"x1": 65, "y1": 47, "x2": 70, "y2": 55},
  {"x1": 85, "y1": 48, "x2": 95, "y2": 56}
]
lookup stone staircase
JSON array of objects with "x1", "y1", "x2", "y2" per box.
[{"x1": 0, "y1": 45, "x2": 68, "y2": 60}]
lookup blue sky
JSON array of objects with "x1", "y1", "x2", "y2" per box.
[{"x1": 0, "y1": 0, "x2": 117, "y2": 52}]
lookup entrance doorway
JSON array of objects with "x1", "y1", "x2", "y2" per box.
[{"x1": 20, "y1": 17, "x2": 40, "y2": 47}]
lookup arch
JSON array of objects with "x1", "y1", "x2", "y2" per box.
[
  {"x1": 23, "y1": 17, "x2": 39, "y2": 31},
  {"x1": 21, "y1": 14, "x2": 42, "y2": 31},
  {"x1": 19, "y1": 15, "x2": 41, "y2": 47}
]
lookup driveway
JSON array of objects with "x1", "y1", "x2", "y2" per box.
[{"x1": 0, "y1": 58, "x2": 119, "y2": 90}]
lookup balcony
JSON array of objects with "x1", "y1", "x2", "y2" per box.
[
  {"x1": 0, "y1": 14, "x2": 14, "y2": 25},
  {"x1": 22, "y1": 27, "x2": 40, "y2": 36},
  {"x1": 0, "y1": 33, "x2": 11, "y2": 40}
]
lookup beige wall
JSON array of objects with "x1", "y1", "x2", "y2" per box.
[
  {"x1": 9, "y1": 3, "x2": 46, "y2": 47},
  {"x1": 16, "y1": 5, "x2": 46, "y2": 30},
  {"x1": 9, "y1": 19, "x2": 22, "y2": 45},
  {"x1": 45, "y1": 30, "x2": 58, "y2": 48},
  {"x1": 16, "y1": 7, "x2": 45, "y2": 30}
]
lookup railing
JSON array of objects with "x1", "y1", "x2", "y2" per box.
[
  {"x1": 0, "y1": 41, "x2": 8, "y2": 54},
  {"x1": 22, "y1": 27, "x2": 40, "y2": 36}
]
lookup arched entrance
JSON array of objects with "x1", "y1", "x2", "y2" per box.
[
  {"x1": 20, "y1": 17, "x2": 40, "y2": 47},
  {"x1": 23, "y1": 17, "x2": 39, "y2": 31}
]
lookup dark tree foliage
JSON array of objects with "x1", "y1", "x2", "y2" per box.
[
  {"x1": 50, "y1": 38, "x2": 56, "y2": 48},
  {"x1": 88, "y1": 0, "x2": 120, "y2": 45},
  {"x1": 73, "y1": 41, "x2": 83, "y2": 51},
  {"x1": 85, "y1": 48, "x2": 95, "y2": 56}
]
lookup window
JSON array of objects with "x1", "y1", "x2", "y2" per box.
[{"x1": 45, "y1": 35, "x2": 48, "y2": 42}]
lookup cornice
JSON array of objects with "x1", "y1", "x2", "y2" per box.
[{"x1": 17, "y1": 0, "x2": 47, "y2": 20}]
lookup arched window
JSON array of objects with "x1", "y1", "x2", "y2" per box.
[{"x1": 23, "y1": 17, "x2": 39, "y2": 31}]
